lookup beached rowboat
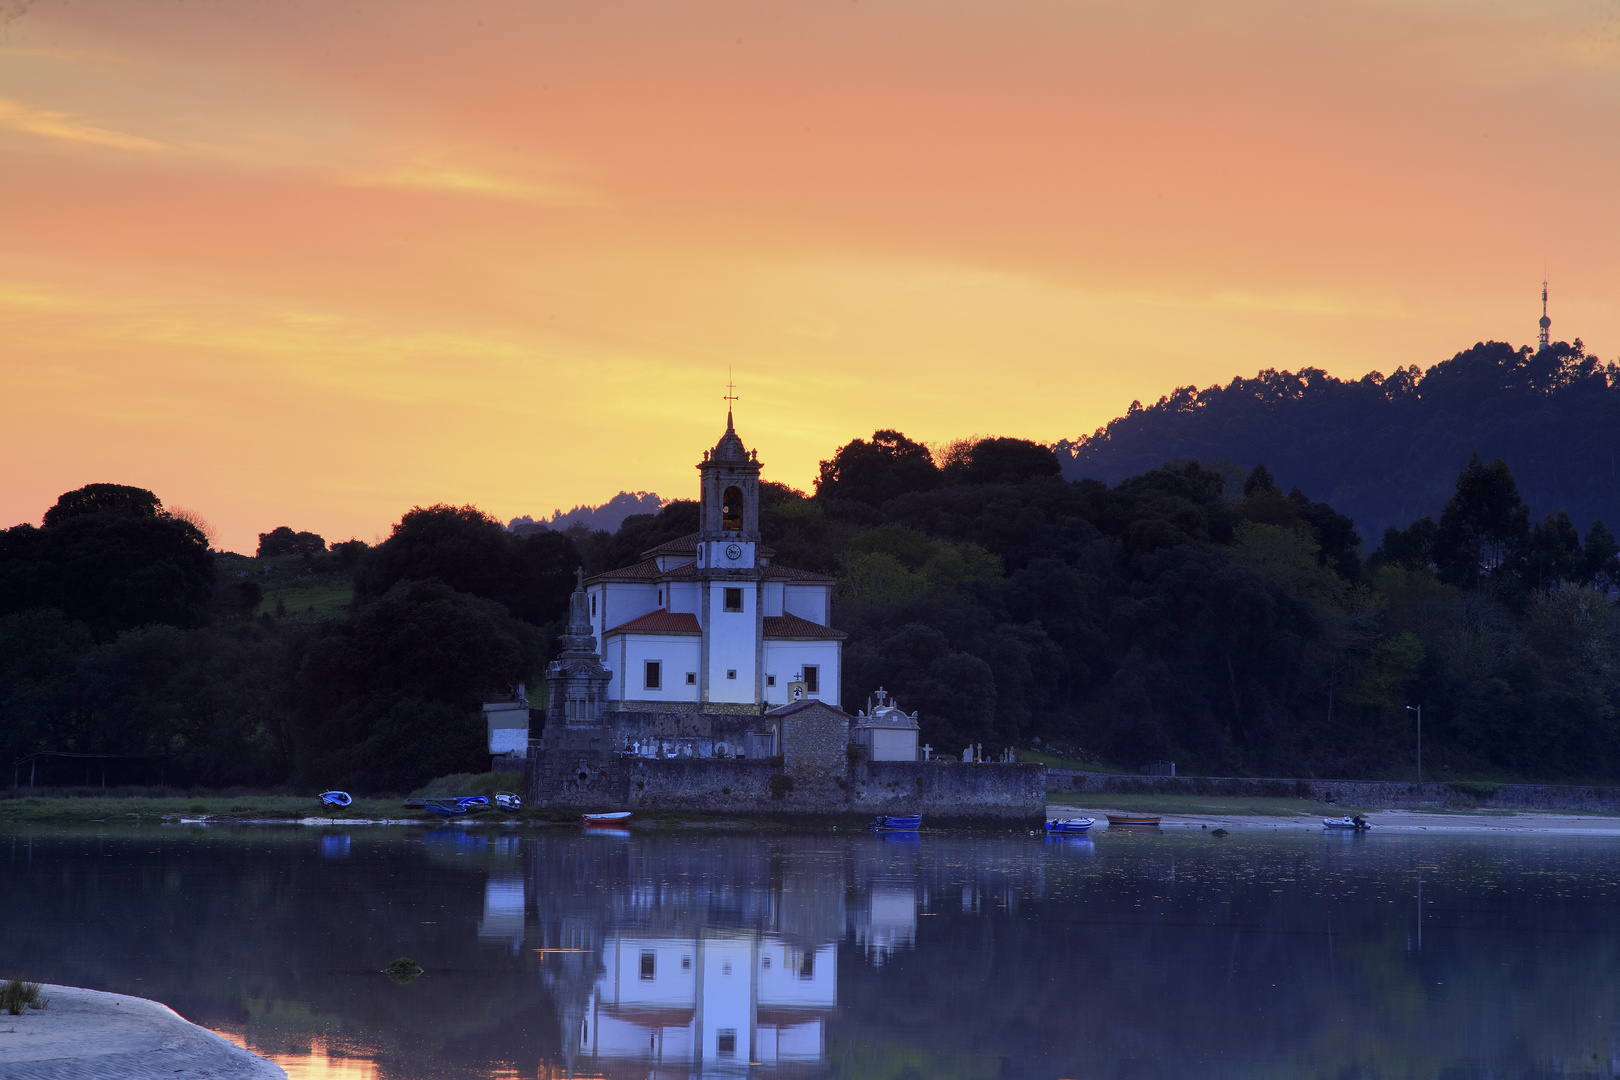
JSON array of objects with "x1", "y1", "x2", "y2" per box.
[
  {"x1": 318, "y1": 790, "x2": 352, "y2": 809},
  {"x1": 581, "y1": 811, "x2": 632, "y2": 825},
  {"x1": 1045, "y1": 817, "x2": 1095, "y2": 833},
  {"x1": 1323, "y1": 817, "x2": 1373, "y2": 830},
  {"x1": 1105, "y1": 814, "x2": 1162, "y2": 826},
  {"x1": 870, "y1": 814, "x2": 922, "y2": 831}
]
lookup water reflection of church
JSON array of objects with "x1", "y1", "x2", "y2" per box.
[
  {"x1": 479, "y1": 835, "x2": 1043, "y2": 1079},
  {"x1": 584, "y1": 932, "x2": 837, "y2": 1070}
]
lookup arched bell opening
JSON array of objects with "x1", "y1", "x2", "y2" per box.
[{"x1": 722, "y1": 485, "x2": 744, "y2": 532}]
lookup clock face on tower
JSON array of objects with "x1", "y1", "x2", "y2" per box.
[{"x1": 725, "y1": 543, "x2": 742, "y2": 561}]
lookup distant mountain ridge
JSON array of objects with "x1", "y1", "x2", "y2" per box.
[
  {"x1": 508, "y1": 491, "x2": 665, "y2": 537},
  {"x1": 1057, "y1": 340, "x2": 1620, "y2": 542}
]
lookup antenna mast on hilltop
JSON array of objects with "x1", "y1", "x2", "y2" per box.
[{"x1": 1538, "y1": 276, "x2": 1551, "y2": 353}]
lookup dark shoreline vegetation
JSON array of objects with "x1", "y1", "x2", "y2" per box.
[{"x1": 5, "y1": 340, "x2": 1620, "y2": 793}]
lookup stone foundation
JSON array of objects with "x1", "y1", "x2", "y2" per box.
[{"x1": 527, "y1": 749, "x2": 1045, "y2": 823}]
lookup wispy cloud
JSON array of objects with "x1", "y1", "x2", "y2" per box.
[
  {"x1": 0, "y1": 97, "x2": 165, "y2": 151},
  {"x1": 342, "y1": 157, "x2": 601, "y2": 207}
]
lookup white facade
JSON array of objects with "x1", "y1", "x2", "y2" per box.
[
  {"x1": 584, "y1": 932, "x2": 837, "y2": 1072},
  {"x1": 586, "y1": 414, "x2": 844, "y2": 713}
]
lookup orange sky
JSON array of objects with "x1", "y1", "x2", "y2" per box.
[{"x1": 3, "y1": 0, "x2": 1617, "y2": 552}]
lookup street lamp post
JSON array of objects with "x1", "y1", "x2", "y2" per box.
[{"x1": 1405, "y1": 705, "x2": 1422, "y2": 783}]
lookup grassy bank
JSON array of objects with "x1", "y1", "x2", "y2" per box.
[
  {"x1": 0, "y1": 795, "x2": 427, "y2": 825},
  {"x1": 1047, "y1": 791, "x2": 1366, "y2": 817}
]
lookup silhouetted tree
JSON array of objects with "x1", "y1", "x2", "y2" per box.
[
  {"x1": 257, "y1": 526, "x2": 326, "y2": 558},
  {"x1": 816, "y1": 430, "x2": 939, "y2": 508}
]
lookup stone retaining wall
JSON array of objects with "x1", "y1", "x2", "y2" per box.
[
  {"x1": 1047, "y1": 770, "x2": 1620, "y2": 812},
  {"x1": 534, "y1": 755, "x2": 1047, "y2": 822},
  {"x1": 852, "y1": 762, "x2": 1046, "y2": 822}
]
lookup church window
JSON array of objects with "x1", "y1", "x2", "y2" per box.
[
  {"x1": 766, "y1": 675, "x2": 776, "y2": 686},
  {"x1": 726, "y1": 669, "x2": 737, "y2": 680},
  {"x1": 722, "y1": 486, "x2": 744, "y2": 531},
  {"x1": 717, "y1": 1029, "x2": 737, "y2": 1057},
  {"x1": 640, "y1": 951, "x2": 656, "y2": 980},
  {"x1": 590, "y1": 595, "x2": 596, "y2": 617},
  {"x1": 658, "y1": 589, "x2": 662, "y2": 605},
  {"x1": 644, "y1": 661, "x2": 661, "y2": 690},
  {"x1": 803, "y1": 665, "x2": 820, "y2": 693},
  {"x1": 685, "y1": 672, "x2": 696, "y2": 685},
  {"x1": 724, "y1": 587, "x2": 743, "y2": 613}
]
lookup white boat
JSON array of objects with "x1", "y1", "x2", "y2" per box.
[
  {"x1": 1323, "y1": 816, "x2": 1372, "y2": 830},
  {"x1": 581, "y1": 811, "x2": 632, "y2": 825}
]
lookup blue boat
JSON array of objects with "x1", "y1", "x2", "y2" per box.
[
  {"x1": 424, "y1": 796, "x2": 492, "y2": 818},
  {"x1": 1045, "y1": 817, "x2": 1095, "y2": 834},
  {"x1": 870, "y1": 814, "x2": 922, "y2": 831},
  {"x1": 318, "y1": 790, "x2": 352, "y2": 809}
]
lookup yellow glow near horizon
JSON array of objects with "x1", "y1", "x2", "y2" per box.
[{"x1": 2, "y1": 1, "x2": 1617, "y2": 551}]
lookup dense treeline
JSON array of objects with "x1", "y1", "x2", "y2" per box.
[
  {"x1": 1060, "y1": 340, "x2": 1620, "y2": 540},
  {"x1": 5, "y1": 414, "x2": 1620, "y2": 789}
]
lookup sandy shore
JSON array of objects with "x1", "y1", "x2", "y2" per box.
[
  {"x1": 1049, "y1": 806, "x2": 1620, "y2": 834},
  {"x1": 0, "y1": 984, "x2": 284, "y2": 1079}
]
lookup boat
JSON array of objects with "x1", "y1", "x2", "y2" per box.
[
  {"x1": 869, "y1": 814, "x2": 922, "y2": 831},
  {"x1": 318, "y1": 790, "x2": 352, "y2": 808},
  {"x1": 423, "y1": 799, "x2": 469, "y2": 817},
  {"x1": 581, "y1": 811, "x2": 632, "y2": 825},
  {"x1": 494, "y1": 791, "x2": 522, "y2": 811},
  {"x1": 1323, "y1": 816, "x2": 1373, "y2": 831},
  {"x1": 1105, "y1": 814, "x2": 1162, "y2": 826},
  {"x1": 1045, "y1": 817, "x2": 1095, "y2": 834}
]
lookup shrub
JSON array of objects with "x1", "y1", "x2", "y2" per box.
[
  {"x1": 0, "y1": 980, "x2": 45, "y2": 1015},
  {"x1": 768, "y1": 774, "x2": 795, "y2": 800}
]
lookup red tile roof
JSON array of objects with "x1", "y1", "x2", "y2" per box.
[
  {"x1": 585, "y1": 558, "x2": 665, "y2": 583},
  {"x1": 763, "y1": 614, "x2": 847, "y2": 640},
  {"x1": 640, "y1": 533, "x2": 698, "y2": 558},
  {"x1": 605, "y1": 610, "x2": 702, "y2": 635}
]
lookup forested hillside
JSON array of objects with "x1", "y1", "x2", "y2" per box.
[
  {"x1": 1058, "y1": 340, "x2": 1620, "y2": 540},
  {"x1": 5, "y1": 424, "x2": 1620, "y2": 790}
]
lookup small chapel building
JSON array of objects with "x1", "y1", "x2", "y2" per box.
[{"x1": 582, "y1": 412, "x2": 844, "y2": 712}]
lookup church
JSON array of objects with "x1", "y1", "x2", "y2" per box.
[
  {"x1": 522, "y1": 412, "x2": 1043, "y2": 819},
  {"x1": 581, "y1": 411, "x2": 844, "y2": 713}
]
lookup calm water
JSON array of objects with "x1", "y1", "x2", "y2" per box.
[{"x1": 3, "y1": 824, "x2": 1620, "y2": 1079}]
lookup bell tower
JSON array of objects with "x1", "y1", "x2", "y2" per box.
[{"x1": 696, "y1": 401, "x2": 762, "y2": 573}]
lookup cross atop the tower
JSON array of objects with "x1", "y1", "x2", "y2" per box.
[{"x1": 723, "y1": 370, "x2": 739, "y2": 407}]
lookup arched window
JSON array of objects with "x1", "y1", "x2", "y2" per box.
[{"x1": 722, "y1": 485, "x2": 744, "y2": 531}]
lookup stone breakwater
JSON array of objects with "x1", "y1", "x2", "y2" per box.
[
  {"x1": 1047, "y1": 770, "x2": 1620, "y2": 812},
  {"x1": 0, "y1": 984, "x2": 284, "y2": 1079}
]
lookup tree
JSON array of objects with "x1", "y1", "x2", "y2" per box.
[
  {"x1": 257, "y1": 527, "x2": 327, "y2": 558},
  {"x1": 0, "y1": 508, "x2": 215, "y2": 636},
  {"x1": 42, "y1": 483, "x2": 163, "y2": 527},
  {"x1": 292, "y1": 578, "x2": 539, "y2": 790},
  {"x1": 1432, "y1": 454, "x2": 1529, "y2": 587},
  {"x1": 1525, "y1": 511, "x2": 1583, "y2": 590},
  {"x1": 940, "y1": 437, "x2": 1062, "y2": 486},
  {"x1": 1581, "y1": 521, "x2": 1620, "y2": 590},
  {"x1": 354, "y1": 504, "x2": 579, "y2": 625},
  {"x1": 816, "y1": 430, "x2": 939, "y2": 508}
]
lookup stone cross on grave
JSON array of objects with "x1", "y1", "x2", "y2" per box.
[{"x1": 921, "y1": 743, "x2": 932, "y2": 761}]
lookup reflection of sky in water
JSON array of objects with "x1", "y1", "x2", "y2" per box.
[
  {"x1": 11, "y1": 829, "x2": 1620, "y2": 1078},
  {"x1": 215, "y1": 1030, "x2": 379, "y2": 1079}
]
